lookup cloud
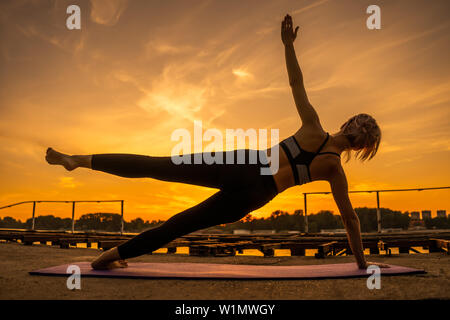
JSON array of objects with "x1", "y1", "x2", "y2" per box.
[
  {"x1": 145, "y1": 40, "x2": 195, "y2": 55},
  {"x1": 232, "y1": 68, "x2": 253, "y2": 79},
  {"x1": 58, "y1": 177, "x2": 81, "y2": 188},
  {"x1": 90, "y1": 0, "x2": 129, "y2": 26},
  {"x1": 113, "y1": 66, "x2": 213, "y2": 124},
  {"x1": 138, "y1": 80, "x2": 208, "y2": 122},
  {"x1": 377, "y1": 141, "x2": 405, "y2": 154},
  {"x1": 9, "y1": 8, "x2": 85, "y2": 55},
  {"x1": 291, "y1": 0, "x2": 330, "y2": 15}
]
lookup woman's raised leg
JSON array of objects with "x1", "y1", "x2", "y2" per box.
[
  {"x1": 45, "y1": 148, "x2": 223, "y2": 189},
  {"x1": 45, "y1": 148, "x2": 92, "y2": 171},
  {"x1": 90, "y1": 153, "x2": 222, "y2": 188},
  {"x1": 46, "y1": 148, "x2": 267, "y2": 190}
]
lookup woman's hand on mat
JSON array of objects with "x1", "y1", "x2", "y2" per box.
[
  {"x1": 361, "y1": 261, "x2": 390, "y2": 269},
  {"x1": 281, "y1": 14, "x2": 299, "y2": 45}
]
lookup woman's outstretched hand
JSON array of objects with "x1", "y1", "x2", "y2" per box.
[{"x1": 281, "y1": 14, "x2": 299, "y2": 46}]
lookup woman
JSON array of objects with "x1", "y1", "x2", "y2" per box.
[{"x1": 46, "y1": 14, "x2": 388, "y2": 270}]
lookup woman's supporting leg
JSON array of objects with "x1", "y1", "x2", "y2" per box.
[
  {"x1": 90, "y1": 169, "x2": 277, "y2": 267},
  {"x1": 114, "y1": 186, "x2": 271, "y2": 261},
  {"x1": 91, "y1": 190, "x2": 248, "y2": 269},
  {"x1": 90, "y1": 247, "x2": 127, "y2": 270},
  {"x1": 116, "y1": 190, "x2": 244, "y2": 260}
]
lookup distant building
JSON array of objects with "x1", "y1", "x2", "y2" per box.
[
  {"x1": 421, "y1": 210, "x2": 432, "y2": 220},
  {"x1": 410, "y1": 211, "x2": 420, "y2": 220},
  {"x1": 437, "y1": 210, "x2": 447, "y2": 218}
]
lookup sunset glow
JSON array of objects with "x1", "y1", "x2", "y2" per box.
[{"x1": 0, "y1": 0, "x2": 449, "y2": 223}]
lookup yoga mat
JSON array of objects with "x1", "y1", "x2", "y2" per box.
[{"x1": 29, "y1": 262, "x2": 425, "y2": 280}]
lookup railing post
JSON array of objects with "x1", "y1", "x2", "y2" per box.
[
  {"x1": 376, "y1": 191, "x2": 381, "y2": 233},
  {"x1": 31, "y1": 201, "x2": 36, "y2": 231},
  {"x1": 120, "y1": 200, "x2": 124, "y2": 235},
  {"x1": 71, "y1": 201, "x2": 76, "y2": 234},
  {"x1": 304, "y1": 193, "x2": 308, "y2": 233}
]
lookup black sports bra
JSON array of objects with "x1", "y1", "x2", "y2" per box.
[{"x1": 279, "y1": 132, "x2": 340, "y2": 185}]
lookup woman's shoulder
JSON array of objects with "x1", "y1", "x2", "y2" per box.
[
  {"x1": 292, "y1": 126, "x2": 328, "y2": 151},
  {"x1": 294, "y1": 124, "x2": 326, "y2": 138}
]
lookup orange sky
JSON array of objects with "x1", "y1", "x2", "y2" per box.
[{"x1": 0, "y1": 0, "x2": 449, "y2": 222}]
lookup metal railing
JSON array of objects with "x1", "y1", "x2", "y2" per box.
[
  {"x1": 0, "y1": 200, "x2": 125, "y2": 234},
  {"x1": 303, "y1": 186, "x2": 450, "y2": 233},
  {"x1": 2, "y1": 186, "x2": 448, "y2": 235}
]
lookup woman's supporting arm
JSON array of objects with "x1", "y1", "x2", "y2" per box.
[
  {"x1": 329, "y1": 164, "x2": 367, "y2": 268},
  {"x1": 341, "y1": 212, "x2": 366, "y2": 269}
]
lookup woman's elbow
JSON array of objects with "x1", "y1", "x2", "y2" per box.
[{"x1": 341, "y1": 211, "x2": 360, "y2": 226}]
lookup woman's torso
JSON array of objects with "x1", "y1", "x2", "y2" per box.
[{"x1": 267, "y1": 127, "x2": 342, "y2": 193}]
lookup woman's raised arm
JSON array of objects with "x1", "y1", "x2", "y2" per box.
[{"x1": 281, "y1": 14, "x2": 321, "y2": 129}]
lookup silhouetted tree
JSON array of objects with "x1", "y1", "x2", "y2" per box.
[
  {"x1": 307, "y1": 210, "x2": 343, "y2": 232},
  {"x1": 75, "y1": 213, "x2": 122, "y2": 232},
  {"x1": 0, "y1": 216, "x2": 24, "y2": 228},
  {"x1": 354, "y1": 207, "x2": 410, "y2": 232},
  {"x1": 25, "y1": 215, "x2": 72, "y2": 230}
]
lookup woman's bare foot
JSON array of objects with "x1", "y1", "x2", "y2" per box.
[
  {"x1": 91, "y1": 247, "x2": 126, "y2": 270},
  {"x1": 45, "y1": 148, "x2": 78, "y2": 171},
  {"x1": 92, "y1": 260, "x2": 128, "y2": 270}
]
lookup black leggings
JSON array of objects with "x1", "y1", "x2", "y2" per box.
[{"x1": 91, "y1": 149, "x2": 279, "y2": 260}]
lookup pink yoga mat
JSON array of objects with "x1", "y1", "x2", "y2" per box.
[{"x1": 29, "y1": 262, "x2": 425, "y2": 279}]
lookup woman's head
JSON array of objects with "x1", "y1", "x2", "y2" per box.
[{"x1": 340, "y1": 113, "x2": 381, "y2": 163}]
